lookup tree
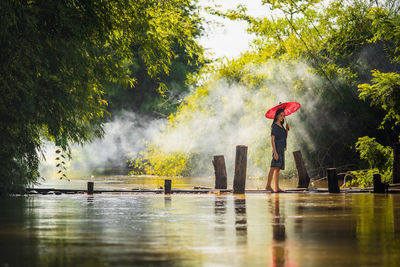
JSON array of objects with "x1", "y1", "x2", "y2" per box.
[{"x1": 0, "y1": 0, "x2": 203, "y2": 194}]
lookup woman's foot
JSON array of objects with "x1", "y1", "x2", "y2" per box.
[
  {"x1": 274, "y1": 188, "x2": 285, "y2": 193},
  {"x1": 265, "y1": 185, "x2": 273, "y2": 192}
]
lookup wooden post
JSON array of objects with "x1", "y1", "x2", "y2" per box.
[
  {"x1": 213, "y1": 155, "x2": 228, "y2": 189},
  {"x1": 373, "y1": 174, "x2": 386, "y2": 193},
  {"x1": 233, "y1": 145, "x2": 248, "y2": 194},
  {"x1": 393, "y1": 143, "x2": 400, "y2": 184},
  {"x1": 164, "y1": 179, "x2": 171, "y2": 194},
  {"x1": 327, "y1": 168, "x2": 340, "y2": 193},
  {"x1": 87, "y1": 182, "x2": 94, "y2": 195},
  {"x1": 293, "y1": 150, "x2": 310, "y2": 188}
]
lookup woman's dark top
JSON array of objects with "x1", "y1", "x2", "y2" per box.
[{"x1": 271, "y1": 123, "x2": 287, "y2": 151}]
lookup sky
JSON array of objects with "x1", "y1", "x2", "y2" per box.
[{"x1": 197, "y1": 0, "x2": 268, "y2": 60}]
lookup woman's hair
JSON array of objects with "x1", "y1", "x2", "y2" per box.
[{"x1": 272, "y1": 108, "x2": 285, "y2": 127}]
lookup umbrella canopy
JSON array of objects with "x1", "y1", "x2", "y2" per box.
[{"x1": 265, "y1": 102, "x2": 301, "y2": 119}]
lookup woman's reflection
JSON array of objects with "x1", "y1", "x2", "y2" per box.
[
  {"x1": 271, "y1": 194, "x2": 287, "y2": 266},
  {"x1": 234, "y1": 195, "x2": 248, "y2": 245}
]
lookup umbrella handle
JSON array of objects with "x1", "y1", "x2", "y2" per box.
[{"x1": 285, "y1": 117, "x2": 290, "y2": 131}]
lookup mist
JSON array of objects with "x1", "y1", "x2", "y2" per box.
[
  {"x1": 40, "y1": 60, "x2": 323, "y2": 180},
  {"x1": 39, "y1": 112, "x2": 167, "y2": 179},
  {"x1": 151, "y1": 60, "x2": 322, "y2": 178}
]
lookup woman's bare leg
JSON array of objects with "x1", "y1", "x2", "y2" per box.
[
  {"x1": 273, "y1": 168, "x2": 285, "y2": 192},
  {"x1": 265, "y1": 167, "x2": 275, "y2": 191},
  {"x1": 273, "y1": 168, "x2": 280, "y2": 192}
]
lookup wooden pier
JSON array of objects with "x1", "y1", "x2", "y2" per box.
[{"x1": 26, "y1": 187, "x2": 392, "y2": 195}]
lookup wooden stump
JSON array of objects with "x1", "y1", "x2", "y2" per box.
[
  {"x1": 293, "y1": 150, "x2": 310, "y2": 188},
  {"x1": 393, "y1": 143, "x2": 400, "y2": 184},
  {"x1": 213, "y1": 155, "x2": 228, "y2": 189},
  {"x1": 87, "y1": 182, "x2": 94, "y2": 195},
  {"x1": 373, "y1": 174, "x2": 386, "y2": 193},
  {"x1": 233, "y1": 145, "x2": 248, "y2": 194},
  {"x1": 164, "y1": 179, "x2": 172, "y2": 194},
  {"x1": 327, "y1": 168, "x2": 340, "y2": 193}
]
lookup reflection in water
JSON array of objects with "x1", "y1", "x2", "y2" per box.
[
  {"x1": 214, "y1": 195, "x2": 227, "y2": 217},
  {"x1": 164, "y1": 196, "x2": 171, "y2": 208},
  {"x1": 353, "y1": 194, "x2": 400, "y2": 266},
  {"x1": 214, "y1": 195, "x2": 227, "y2": 235},
  {"x1": 87, "y1": 196, "x2": 94, "y2": 205},
  {"x1": 394, "y1": 196, "x2": 400, "y2": 235},
  {"x1": 271, "y1": 194, "x2": 287, "y2": 267},
  {"x1": 0, "y1": 197, "x2": 40, "y2": 266},
  {"x1": 294, "y1": 194, "x2": 305, "y2": 235},
  {"x1": 234, "y1": 195, "x2": 247, "y2": 245},
  {"x1": 1, "y1": 194, "x2": 400, "y2": 266}
]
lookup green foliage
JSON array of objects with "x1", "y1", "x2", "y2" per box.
[
  {"x1": 345, "y1": 137, "x2": 393, "y2": 187},
  {"x1": 346, "y1": 170, "x2": 375, "y2": 188},
  {"x1": 346, "y1": 169, "x2": 392, "y2": 188},
  {"x1": 355, "y1": 136, "x2": 393, "y2": 171},
  {"x1": 128, "y1": 143, "x2": 196, "y2": 177},
  {"x1": 0, "y1": 0, "x2": 204, "y2": 194},
  {"x1": 358, "y1": 70, "x2": 400, "y2": 129},
  {"x1": 353, "y1": 6, "x2": 400, "y2": 185},
  {"x1": 106, "y1": 0, "x2": 205, "y2": 117},
  {"x1": 107, "y1": 40, "x2": 205, "y2": 117}
]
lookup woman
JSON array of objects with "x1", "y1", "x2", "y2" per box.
[{"x1": 265, "y1": 108, "x2": 289, "y2": 193}]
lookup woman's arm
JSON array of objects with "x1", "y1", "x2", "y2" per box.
[
  {"x1": 286, "y1": 122, "x2": 290, "y2": 136},
  {"x1": 271, "y1": 135, "x2": 278, "y2": 160}
]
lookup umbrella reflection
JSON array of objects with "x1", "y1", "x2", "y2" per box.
[
  {"x1": 234, "y1": 195, "x2": 247, "y2": 245},
  {"x1": 271, "y1": 194, "x2": 287, "y2": 266}
]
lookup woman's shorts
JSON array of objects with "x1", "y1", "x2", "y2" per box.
[{"x1": 270, "y1": 148, "x2": 285, "y2": 170}]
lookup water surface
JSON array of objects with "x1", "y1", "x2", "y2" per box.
[{"x1": 1, "y1": 193, "x2": 399, "y2": 266}]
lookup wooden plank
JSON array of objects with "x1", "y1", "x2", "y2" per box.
[{"x1": 25, "y1": 187, "x2": 381, "y2": 194}]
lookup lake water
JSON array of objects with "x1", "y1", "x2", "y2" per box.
[{"x1": 1, "y1": 191, "x2": 400, "y2": 266}]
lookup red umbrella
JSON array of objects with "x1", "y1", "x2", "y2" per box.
[{"x1": 265, "y1": 102, "x2": 301, "y2": 119}]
